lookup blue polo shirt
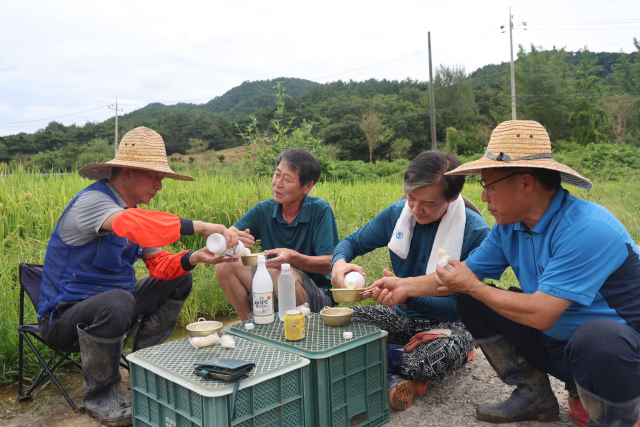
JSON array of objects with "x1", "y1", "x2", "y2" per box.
[
  {"x1": 332, "y1": 200, "x2": 490, "y2": 321},
  {"x1": 234, "y1": 195, "x2": 339, "y2": 289},
  {"x1": 466, "y1": 187, "x2": 640, "y2": 341}
]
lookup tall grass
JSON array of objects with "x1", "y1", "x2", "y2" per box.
[{"x1": 2, "y1": 163, "x2": 639, "y2": 384}]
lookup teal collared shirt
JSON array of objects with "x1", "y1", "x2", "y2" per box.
[{"x1": 234, "y1": 195, "x2": 339, "y2": 289}]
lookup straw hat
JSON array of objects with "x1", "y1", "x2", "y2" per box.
[
  {"x1": 78, "y1": 127, "x2": 194, "y2": 181},
  {"x1": 446, "y1": 120, "x2": 592, "y2": 189}
]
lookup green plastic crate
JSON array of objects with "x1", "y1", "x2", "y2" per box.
[
  {"x1": 227, "y1": 318, "x2": 389, "y2": 427},
  {"x1": 127, "y1": 337, "x2": 311, "y2": 427}
]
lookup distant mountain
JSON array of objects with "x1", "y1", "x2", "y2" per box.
[
  {"x1": 2, "y1": 46, "x2": 638, "y2": 164},
  {"x1": 201, "y1": 77, "x2": 320, "y2": 120}
]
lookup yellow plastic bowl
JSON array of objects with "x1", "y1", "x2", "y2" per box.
[
  {"x1": 319, "y1": 307, "x2": 353, "y2": 327},
  {"x1": 240, "y1": 253, "x2": 266, "y2": 267},
  {"x1": 185, "y1": 318, "x2": 223, "y2": 337},
  {"x1": 330, "y1": 288, "x2": 365, "y2": 303}
]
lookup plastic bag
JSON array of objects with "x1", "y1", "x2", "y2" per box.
[{"x1": 188, "y1": 332, "x2": 220, "y2": 349}]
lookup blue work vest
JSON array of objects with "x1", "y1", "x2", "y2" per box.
[{"x1": 37, "y1": 179, "x2": 142, "y2": 320}]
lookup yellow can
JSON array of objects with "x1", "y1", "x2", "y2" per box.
[{"x1": 284, "y1": 310, "x2": 305, "y2": 341}]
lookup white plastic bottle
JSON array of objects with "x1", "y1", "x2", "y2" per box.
[
  {"x1": 252, "y1": 255, "x2": 274, "y2": 324},
  {"x1": 206, "y1": 233, "x2": 247, "y2": 257},
  {"x1": 277, "y1": 264, "x2": 296, "y2": 321}
]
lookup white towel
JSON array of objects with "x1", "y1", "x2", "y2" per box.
[{"x1": 388, "y1": 196, "x2": 466, "y2": 275}]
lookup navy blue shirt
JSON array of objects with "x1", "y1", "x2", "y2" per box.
[
  {"x1": 234, "y1": 196, "x2": 339, "y2": 289},
  {"x1": 466, "y1": 188, "x2": 640, "y2": 340},
  {"x1": 332, "y1": 200, "x2": 490, "y2": 321}
]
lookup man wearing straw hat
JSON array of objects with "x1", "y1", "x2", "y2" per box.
[
  {"x1": 423, "y1": 120, "x2": 640, "y2": 426},
  {"x1": 37, "y1": 127, "x2": 242, "y2": 426}
]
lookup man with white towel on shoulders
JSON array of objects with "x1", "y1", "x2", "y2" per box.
[{"x1": 331, "y1": 151, "x2": 490, "y2": 411}]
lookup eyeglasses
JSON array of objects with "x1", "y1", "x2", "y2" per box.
[{"x1": 479, "y1": 172, "x2": 523, "y2": 194}]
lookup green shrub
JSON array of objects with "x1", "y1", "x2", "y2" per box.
[{"x1": 445, "y1": 127, "x2": 486, "y2": 156}]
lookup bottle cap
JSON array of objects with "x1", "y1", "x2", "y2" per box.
[
  {"x1": 257, "y1": 255, "x2": 266, "y2": 263},
  {"x1": 282, "y1": 263, "x2": 290, "y2": 271},
  {"x1": 343, "y1": 332, "x2": 353, "y2": 340},
  {"x1": 245, "y1": 322, "x2": 254, "y2": 331}
]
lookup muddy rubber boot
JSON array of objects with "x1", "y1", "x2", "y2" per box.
[
  {"x1": 475, "y1": 334, "x2": 559, "y2": 423},
  {"x1": 132, "y1": 299, "x2": 184, "y2": 352},
  {"x1": 77, "y1": 324, "x2": 132, "y2": 427},
  {"x1": 387, "y1": 374, "x2": 427, "y2": 410},
  {"x1": 577, "y1": 384, "x2": 640, "y2": 427},
  {"x1": 386, "y1": 345, "x2": 427, "y2": 410}
]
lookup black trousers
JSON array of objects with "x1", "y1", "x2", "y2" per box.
[
  {"x1": 458, "y1": 292, "x2": 640, "y2": 403},
  {"x1": 39, "y1": 273, "x2": 192, "y2": 351}
]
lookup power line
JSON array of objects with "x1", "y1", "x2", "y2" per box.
[
  {"x1": 0, "y1": 105, "x2": 109, "y2": 126},
  {"x1": 527, "y1": 26, "x2": 640, "y2": 31},
  {"x1": 311, "y1": 52, "x2": 425, "y2": 81},
  {"x1": 527, "y1": 18, "x2": 640, "y2": 25}
]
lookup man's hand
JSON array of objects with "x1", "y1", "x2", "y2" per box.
[
  {"x1": 194, "y1": 222, "x2": 239, "y2": 249},
  {"x1": 264, "y1": 248, "x2": 298, "y2": 269},
  {"x1": 189, "y1": 247, "x2": 239, "y2": 266},
  {"x1": 331, "y1": 259, "x2": 366, "y2": 289},
  {"x1": 435, "y1": 260, "x2": 483, "y2": 295},
  {"x1": 234, "y1": 228, "x2": 255, "y2": 248},
  {"x1": 363, "y1": 269, "x2": 411, "y2": 305}
]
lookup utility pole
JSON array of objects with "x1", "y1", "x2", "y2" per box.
[
  {"x1": 428, "y1": 31, "x2": 437, "y2": 150},
  {"x1": 509, "y1": 8, "x2": 517, "y2": 120},
  {"x1": 108, "y1": 98, "x2": 123, "y2": 156}
]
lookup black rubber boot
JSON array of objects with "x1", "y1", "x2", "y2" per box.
[
  {"x1": 77, "y1": 324, "x2": 132, "y2": 427},
  {"x1": 476, "y1": 334, "x2": 559, "y2": 423},
  {"x1": 577, "y1": 383, "x2": 640, "y2": 427},
  {"x1": 132, "y1": 299, "x2": 184, "y2": 352}
]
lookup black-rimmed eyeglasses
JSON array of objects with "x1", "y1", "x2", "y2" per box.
[{"x1": 479, "y1": 172, "x2": 523, "y2": 194}]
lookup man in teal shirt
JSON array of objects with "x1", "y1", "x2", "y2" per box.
[{"x1": 216, "y1": 148, "x2": 339, "y2": 320}]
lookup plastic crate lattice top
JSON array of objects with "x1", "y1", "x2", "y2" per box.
[
  {"x1": 132, "y1": 337, "x2": 301, "y2": 389},
  {"x1": 229, "y1": 316, "x2": 382, "y2": 353}
]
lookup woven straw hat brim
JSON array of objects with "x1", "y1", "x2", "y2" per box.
[
  {"x1": 78, "y1": 161, "x2": 195, "y2": 181},
  {"x1": 77, "y1": 126, "x2": 194, "y2": 181},
  {"x1": 445, "y1": 120, "x2": 592, "y2": 190},
  {"x1": 446, "y1": 157, "x2": 592, "y2": 189}
]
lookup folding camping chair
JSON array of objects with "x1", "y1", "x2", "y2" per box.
[{"x1": 16, "y1": 263, "x2": 142, "y2": 413}]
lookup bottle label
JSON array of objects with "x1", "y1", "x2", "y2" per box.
[
  {"x1": 222, "y1": 244, "x2": 242, "y2": 257},
  {"x1": 253, "y1": 292, "x2": 273, "y2": 316}
]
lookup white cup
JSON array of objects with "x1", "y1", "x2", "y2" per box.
[{"x1": 344, "y1": 272, "x2": 366, "y2": 289}]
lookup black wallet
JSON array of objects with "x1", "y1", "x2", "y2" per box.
[
  {"x1": 193, "y1": 359, "x2": 255, "y2": 420},
  {"x1": 193, "y1": 359, "x2": 255, "y2": 381}
]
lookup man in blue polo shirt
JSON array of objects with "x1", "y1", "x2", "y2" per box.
[
  {"x1": 332, "y1": 151, "x2": 490, "y2": 410},
  {"x1": 431, "y1": 120, "x2": 640, "y2": 427},
  {"x1": 216, "y1": 147, "x2": 339, "y2": 320}
]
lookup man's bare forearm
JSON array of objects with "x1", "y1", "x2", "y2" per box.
[
  {"x1": 292, "y1": 253, "x2": 333, "y2": 275},
  {"x1": 469, "y1": 285, "x2": 572, "y2": 331},
  {"x1": 404, "y1": 274, "x2": 457, "y2": 297}
]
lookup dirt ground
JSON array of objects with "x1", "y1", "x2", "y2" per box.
[{"x1": 1, "y1": 348, "x2": 575, "y2": 427}]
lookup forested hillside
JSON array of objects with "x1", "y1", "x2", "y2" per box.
[{"x1": 1, "y1": 43, "x2": 639, "y2": 168}]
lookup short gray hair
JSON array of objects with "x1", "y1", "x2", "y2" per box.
[{"x1": 403, "y1": 151, "x2": 465, "y2": 201}]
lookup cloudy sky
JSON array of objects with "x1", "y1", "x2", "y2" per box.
[{"x1": 1, "y1": 0, "x2": 639, "y2": 136}]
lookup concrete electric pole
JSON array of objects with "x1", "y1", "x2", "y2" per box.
[
  {"x1": 428, "y1": 31, "x2": 437, "y2": 150},
  {"x1": 509, "y1": 8, "x2": 517, "y2": 120},
  {"x1": 108, "y1": 98, "x2": 123, "y2": 156}
]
